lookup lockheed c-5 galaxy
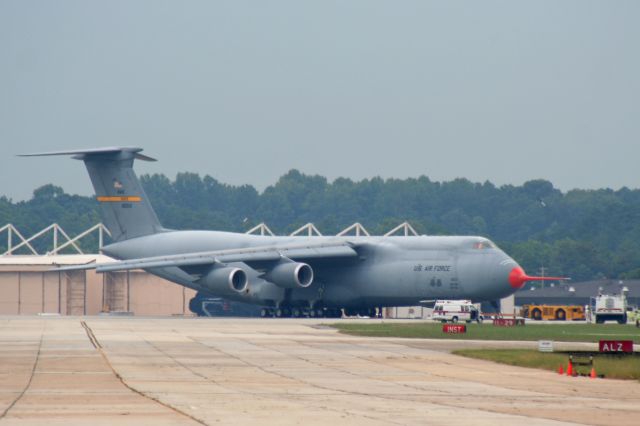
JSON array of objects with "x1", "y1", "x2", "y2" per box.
[{"x1": 21, "y1": 147, "x2": 564, "y2": 318}]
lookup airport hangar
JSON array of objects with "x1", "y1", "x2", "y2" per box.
[
  {"x1": 0, "y1": 221, "x2": 525, "y2": 317},
  {"x1": 517, "y1": 279, "x2": 640, "y2": 307}
]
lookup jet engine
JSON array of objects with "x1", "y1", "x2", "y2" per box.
[
  {"x1": 200, "y1": 266, "x2": 248, "y2": 293},
  {"x1": 264, "y1": 262, "x2": 314, "y2": 289}
]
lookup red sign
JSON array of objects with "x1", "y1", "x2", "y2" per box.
[
  {"x1": 443, "y1": 324, "x2": 466, "y2": 334},
  {"x1": 599, "y1": 340, "x2": 633, "y2": 353},
  {"x1": 492, "y1": 318, "x2": 525, "y2": 327}
]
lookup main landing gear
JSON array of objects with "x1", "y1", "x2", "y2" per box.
[{"x1": 260, "y1": 307, "x2": 342, "y2": 318}]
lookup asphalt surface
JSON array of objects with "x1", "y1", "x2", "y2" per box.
[{"x1": 0, "y1": 316, "x2": 638, "y2": 425}]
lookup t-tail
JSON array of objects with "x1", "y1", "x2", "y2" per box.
[{"x1": 19, "y1": 147, "x2": 164, "y2": 242}]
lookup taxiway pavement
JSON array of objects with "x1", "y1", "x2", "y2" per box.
[{"x1": 0, "y1": 316, "x2": 638, "y2": 425}]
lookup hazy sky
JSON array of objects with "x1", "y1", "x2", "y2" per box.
[{"x1": 1, "y1": 1, "x2": 638, "y2": 200}]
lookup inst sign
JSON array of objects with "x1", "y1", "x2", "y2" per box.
[
  {"x1": 599, "y1": 340, "x2": 633, "y2": 353},
  {"x1": 443, "y1": 324, "x2": 466, "y2": 334}
]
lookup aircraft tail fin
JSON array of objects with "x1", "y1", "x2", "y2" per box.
[{"x1": 20, "y1": 147, "x2": 164, "y2": 242}]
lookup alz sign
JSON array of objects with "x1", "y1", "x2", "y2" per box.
[{"x1": 598, "y1": 340, "x2": 633, "y2": 353}]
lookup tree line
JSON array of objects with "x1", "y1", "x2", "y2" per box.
[{"x1": 1, "y1": 170, "x2": 639, "y2": 281}]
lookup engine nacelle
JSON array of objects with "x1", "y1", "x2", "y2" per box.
[
  {"x1": 264, "y1": 262, "x2": 314, "y2": 289},
  {"x1": 200, "y1": 266, "x2": 248, "y2": 293}
]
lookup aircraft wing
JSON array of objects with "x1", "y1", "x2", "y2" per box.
[{"x1": 53, "y1": 241, "x2": 359, "y2": 273}]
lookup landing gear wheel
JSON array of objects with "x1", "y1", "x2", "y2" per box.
[
  {"x1": 275, "y1": 308, "x2": 284, "y2": 318},
  {"x1": 260, "y1": 308, "x2": 271, "y2": 318},
  {"x1": 315, "y1": 308, "x2": 324, "y2": 318},
  {"x1": 292, "y1": 308, "x2": 302, "y2": 318}
]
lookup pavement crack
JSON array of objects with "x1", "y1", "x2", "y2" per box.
[
  {"x1": 80, "y1": 320, "x2": 209, "y2": 426},
  {"x1": 80, "y1": 320, "x2": 102, "y2": 349},
  {"x1": 0, "y1": 322, "x2": 44, "y2": 420}
]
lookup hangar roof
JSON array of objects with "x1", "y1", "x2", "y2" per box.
[{"x1": 516, "y1": 279, "x2": 640, "y2": 298}]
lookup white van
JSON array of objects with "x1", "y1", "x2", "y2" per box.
[{"x1": 432, "y1": 300, "x2": 482, "y2": 323}]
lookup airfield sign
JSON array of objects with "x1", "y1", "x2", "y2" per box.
[{"x1": 598, "y1": 340, "x2": 633, "y2": 353}]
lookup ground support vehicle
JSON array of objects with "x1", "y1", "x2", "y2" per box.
[
  {"x1": 590, "y1": 294, "x2": 627, "y2": 324},
  {"x1": 432, "y1": 300, "x2": 483, "y2": 323},
  {"x1": 521, "y1": 304, "x2": 585, "y2": 321}
]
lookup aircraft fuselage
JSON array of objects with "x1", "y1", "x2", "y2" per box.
[{"x1": 101, "y1": 231, "x2": 519, "y2": 310}]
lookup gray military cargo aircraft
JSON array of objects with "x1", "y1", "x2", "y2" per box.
[{"x1": 21, "y1": 147, "x2": 564, "y2": 317}]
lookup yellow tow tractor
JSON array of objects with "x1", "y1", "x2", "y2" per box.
[{"x1": 520, "y1": 304, "x2": 586, "y2": 321}]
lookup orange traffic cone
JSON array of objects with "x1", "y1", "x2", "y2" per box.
[
  {"x1": 566, "y1": 362, "x2": 573, "y2": 376},
  {"x1": 557, "y1": 365, "x2": 564, "y2": 375},
  {"x1": 590, "y1": 367, "x2": 596, "y2": 379}
]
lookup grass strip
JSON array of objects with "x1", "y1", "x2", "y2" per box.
[
  {"x1": 452, "y1": 349, "x2": 640, "y2": 381},
  {"x1": 332, "y1": 322, "x2": 640, "y2": 342}
]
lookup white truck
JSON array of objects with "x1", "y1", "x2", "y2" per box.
[
  {"x1": 590, "y1": 294, "x2": 627, "y2": 324},
  {"x1": 432, "y1": 300, "x2": 483, "y2": 323}
]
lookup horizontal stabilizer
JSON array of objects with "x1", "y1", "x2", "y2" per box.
[
  {"x1": 54, "y1": 263, "x2": 101, "y2": 272},
  {"x1": 18, "y1": 147, "x2": 157, "y2": 162},
  {"x1": 53, "y1": 259, "x2": 98, "y2": 272}
]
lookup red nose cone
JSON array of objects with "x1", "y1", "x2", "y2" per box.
[
  {"x1": 508, "y1": 266, "x2": 527, "y2": 289},
  {"x1": 508, "y1": 267, "x2": 569, "y2": 289}
]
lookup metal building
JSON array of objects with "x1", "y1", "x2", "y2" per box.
[{"x1": 0, "y1": 255, "x2": 195, "y2": 316}]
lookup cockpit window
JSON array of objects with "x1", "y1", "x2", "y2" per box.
[{"x1": 472, "y1": 241, "x2": 495, "y2": 250}]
